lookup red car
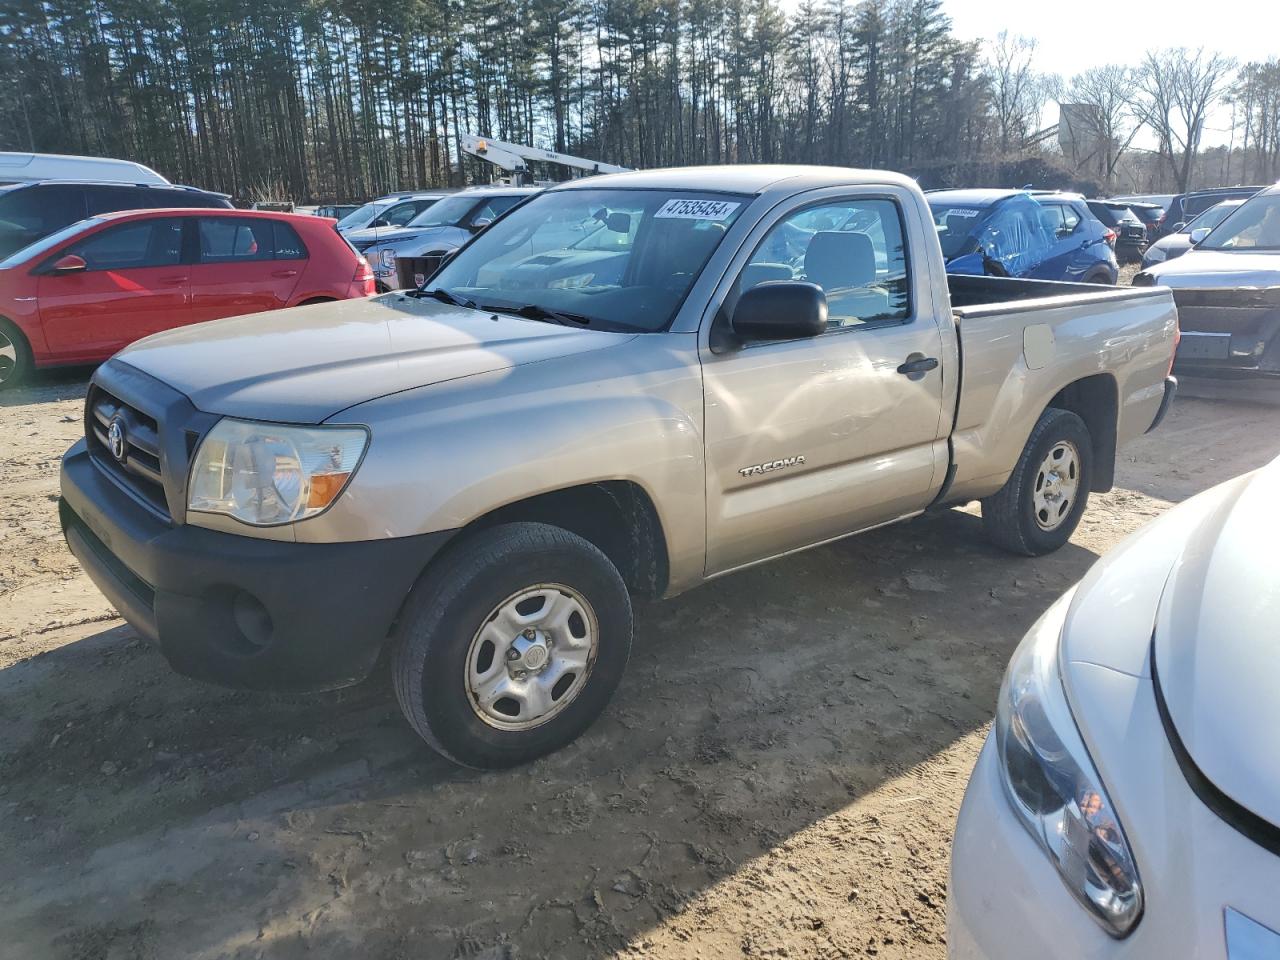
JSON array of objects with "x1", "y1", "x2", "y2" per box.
[{"x1": 0, "y1": 208, "x2": 376, "y2": 387}]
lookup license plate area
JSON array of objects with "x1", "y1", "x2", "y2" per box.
[{"x1": 1178, "y1": 331, "x2": 1231, "y2": 360}]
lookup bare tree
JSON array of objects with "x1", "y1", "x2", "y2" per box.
[
  {"x1": 1063, "y1": 65, "x2": 1141, "y2": 189},
  {"x1": 986, "y1": 31, "x2": 1050, "y2": 153},
  {"x1": 1131, "y1": 48, "x2": 1237, "y2": 191}
]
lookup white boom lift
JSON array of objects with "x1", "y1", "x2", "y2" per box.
[{"x1": 461, "y1": 134, "x2": 631, "y2": 185}]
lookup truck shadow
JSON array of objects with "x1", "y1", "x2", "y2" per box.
[
  {"x1": 0, "y1": 367, "x2": 91, "y2": 407},
  {"x1": 0, "y1": 507, "x2": 1099, "y2": 959}
]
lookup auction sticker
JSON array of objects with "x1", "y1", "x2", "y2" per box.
[
  {"x1": 655, "y1": 198, "x2": 741, "y2": 220},
  {"x1": 942, "y1": 208, "x2": 981, "y2": 218}
]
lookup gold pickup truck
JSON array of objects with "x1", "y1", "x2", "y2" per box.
[{"x1": 59, "y1": 165, "x2": 1179, "y2": 767}]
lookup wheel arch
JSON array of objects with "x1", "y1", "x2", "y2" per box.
[
  {"x1": 1048, "y1": 373, "x2": 1118, "y2": 492},
  {"x1": 462, "y1": 480, "x2": 671, "y2": 599}
]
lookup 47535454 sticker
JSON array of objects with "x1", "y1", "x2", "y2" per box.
[{"x1": 654, "y1": 198, "x2": 741, "y2": 220}]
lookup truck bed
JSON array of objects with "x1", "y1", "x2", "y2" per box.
[
  {"x1": 942, "y1": 272, "x2": 1178, "y2": 505},
  {"x1": 947, "y1": 273, "x2": 1159, "y2": 312}
]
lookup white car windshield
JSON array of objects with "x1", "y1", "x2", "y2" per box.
[
  {"x1": 426, "y1": 189, "x2": 749, "y2": 333},
  {"x1": 336, "y1": 200, "x2": 393, "y2": 230},
  {"x1": 1181, "y1": 202, "x2": 1239, "y2": 234},
  {"x1": 406, "y1": 195, "x2": 484, "y2": 228},
  {"x1": 1196, "y1": 195, "x2": 1280, "y2": 250}
]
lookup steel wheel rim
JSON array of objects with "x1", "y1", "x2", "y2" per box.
[
  {"x1": 1032, "y1": 440, "x2": 1080, "y2": 531},
  {"x1": 0, "y1": 330, "x2": 15, "y2": 383},
  {"x1": 464, "y1": 583, "x2": 598, "y2": 731}
]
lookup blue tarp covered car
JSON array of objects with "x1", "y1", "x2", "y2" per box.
[{"x1": 928, "y1": 189, "x2": 1118, "y2": 284}]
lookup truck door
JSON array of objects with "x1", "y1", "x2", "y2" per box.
[{"x1": 699, "y1": 191, "x2": 951, "y2": 576}]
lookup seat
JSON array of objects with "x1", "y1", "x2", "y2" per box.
[
  {"x1": 804, "y1": 231, "x2": 877, "y2": 290},
  {"x1": 802, "y1": 231, "x2": 888, "y2": 325}
]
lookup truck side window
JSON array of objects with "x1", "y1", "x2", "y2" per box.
[{"x1": 737, "y1": 198, "x2": 910, "y2": 329}]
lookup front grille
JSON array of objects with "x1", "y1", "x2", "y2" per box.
[
  {"x1": 396, "y1": 254, "x2": 446, "y2": 289},
  {"x1": 86, "y1": 385, "x2": 170, "y2": 517},
  {"x1": 1172, "y1": 288, "x2": 1279, "y2": 336}
]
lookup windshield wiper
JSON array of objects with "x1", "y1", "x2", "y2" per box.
[
  {"x1": 414, "y1": 287, "x2": 477, "y2": 309},
  {"x1": 483, "y1": 302, "x2": 594, "y2": 327}
]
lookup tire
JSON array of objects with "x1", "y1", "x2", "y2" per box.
[
  {"x1": 392, "y1": 522, "x2": 633, "y2": 769},
  {"x1": 981, "y1": 408, "x2": 1092, "y2": 556},
  {"x1": 0, "y1": 318, "x2": 33, "y2": 390},
  {"x1": 1084, "y1": 267, "x2": 1115, "y2": 285}
]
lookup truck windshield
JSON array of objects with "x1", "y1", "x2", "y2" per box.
[
  {"x1": 1198, "y1": 194, "x2": 1280, "y2": 252},
  {"x1": 427, "y1": 189, "x2": 750, "y2": 332}
]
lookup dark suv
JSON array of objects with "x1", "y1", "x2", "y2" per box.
[
  {"x1": 1161, "y1": 187, "x2": 1264, "y2": 238},
  {"x1": 0, "y1": 181, "x2": 233, "y2": 259},
  {"x1": 1086, "y1": 201, "x2": 1149, "y2": 263}
]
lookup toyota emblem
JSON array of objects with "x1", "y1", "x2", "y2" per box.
[{"x1": 107, "y1": 419, "x2": 126, "y2": 462}]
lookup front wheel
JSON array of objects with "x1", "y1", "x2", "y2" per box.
[
  {"x1": 392, "y1": 522, "x2": 633, "y2": 768},
  {"x1": 981, "y1": 408, "x2": 1092, "y2": 556}
]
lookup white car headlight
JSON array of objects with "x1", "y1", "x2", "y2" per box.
[
  {"x1": 1144, "y1": 245, "x2": 1167, "y2": 264},
  {"x1": 995, "y1": 598, "x2": 1144, "y2": 937},
  {"x1": 187, "y1": 418, "x2": 368, "y2": 526}
]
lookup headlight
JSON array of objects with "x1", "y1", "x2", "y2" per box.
[
  {"x1": 1144, "y1": 246, "x2": 1167, "y2": 264},
  {"x1": 995, "y1": 597, "x2": 1143, "y2": 937},
  {"x1": 378, "y1": 248, "x2": 398, "y2": 267},
  {"x1": 188, "y1": 418, "x2": 368, "y2": 526}
]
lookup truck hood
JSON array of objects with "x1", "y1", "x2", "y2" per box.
[
  {"x1": 1152, "y1": 455, "x2": 1280, "y2": 831},
  {"x1": 1146, "y1": 249, "x2": 1280, "y2": 288},
  {"x1": 116, "y1": 295, "x2": 633, "y2": 423}
]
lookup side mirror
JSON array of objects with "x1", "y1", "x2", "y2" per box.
[
  {"x1": 50, "y1": 254, "x2": 87, "y2": 274},
  {"x1": 1189, "y1": 227, "x2": 1212, "y2": 245},
  {"x1": 731, "y1": 282, "x2": 827, "y2": 343},
  {"x1": 470, "y1": 217, "x2": 493, "y2": 231}
]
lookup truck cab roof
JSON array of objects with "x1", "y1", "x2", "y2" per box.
[{"x1": 549, "y1": 164, "x2": 920, "y2": 198}]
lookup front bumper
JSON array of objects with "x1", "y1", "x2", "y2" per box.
[
  {"x1": 60, "y1": 438, "x2": 453, "y2": 692},
  {"x1": 949, "y1": 657, "x2": 1280, "y2": 959},
  {"x1": 948, "y1": 736, "x2": 1118, "y2": 959},
  {"x1": 1170, "y1": 289, "x2": 1280, "y2": 380}
]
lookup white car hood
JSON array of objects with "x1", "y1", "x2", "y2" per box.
[
  {"x1": 1153, "y1": 456, "x2": 1280, "y2": 830},
  {"x1": 116, "y1": 294, "x2": 632, "y2": 423},
  {"x1": 1146, "y1": 248, "x2": 1280, "y2": 288}
]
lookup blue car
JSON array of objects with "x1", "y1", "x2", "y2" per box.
[{"x1": 927, "y1": 189, "x2": 1118, "y2": 284}]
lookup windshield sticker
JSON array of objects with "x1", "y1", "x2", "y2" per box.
[
  {"x1": 654, "y1": 198, "x2": 741, "y2": 221},
  {"x1": 942, "y1": 208, "x2": 981, "y2": 219}
]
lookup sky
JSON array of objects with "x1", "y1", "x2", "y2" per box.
[{"x1": 944, "y1": 0, "x2": 1276, "y2": 146}]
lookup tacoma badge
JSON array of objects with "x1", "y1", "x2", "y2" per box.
[{"x1": 739, "y1": 455, "x2": 805, "y2": 478}]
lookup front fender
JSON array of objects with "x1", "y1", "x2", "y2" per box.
[{"x1": 298, "y1": 334, "x2": 709, "y2": 593}]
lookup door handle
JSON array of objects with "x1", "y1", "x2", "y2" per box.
[
  {"x1": 896, "y1": 355, "x2": 939, "y2": 379},
  {"x1": 158, "y1": 275, "x2": 188, "y2": 285},
  {"x1": 272, "y1": 269, "x2": 299, "y2": 278}
]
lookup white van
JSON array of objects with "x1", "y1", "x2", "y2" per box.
[{"x1": 0, "y1": 152, "x2": 168, "y2": 186}]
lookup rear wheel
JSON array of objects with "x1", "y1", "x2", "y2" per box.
[
  {"x1": 392, "y1": 522, "x2": 633, "y2": 768},
  {"x1": 0, "y1": 318, "x2": 33, "y2": 390},
  {"x1": 981, "y1": 408, "x2": 1092, "y2": 556}
]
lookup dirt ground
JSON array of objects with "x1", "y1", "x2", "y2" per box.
[{"x1": 3, "y1": 367, "x2": 1280, "y2": 960}]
